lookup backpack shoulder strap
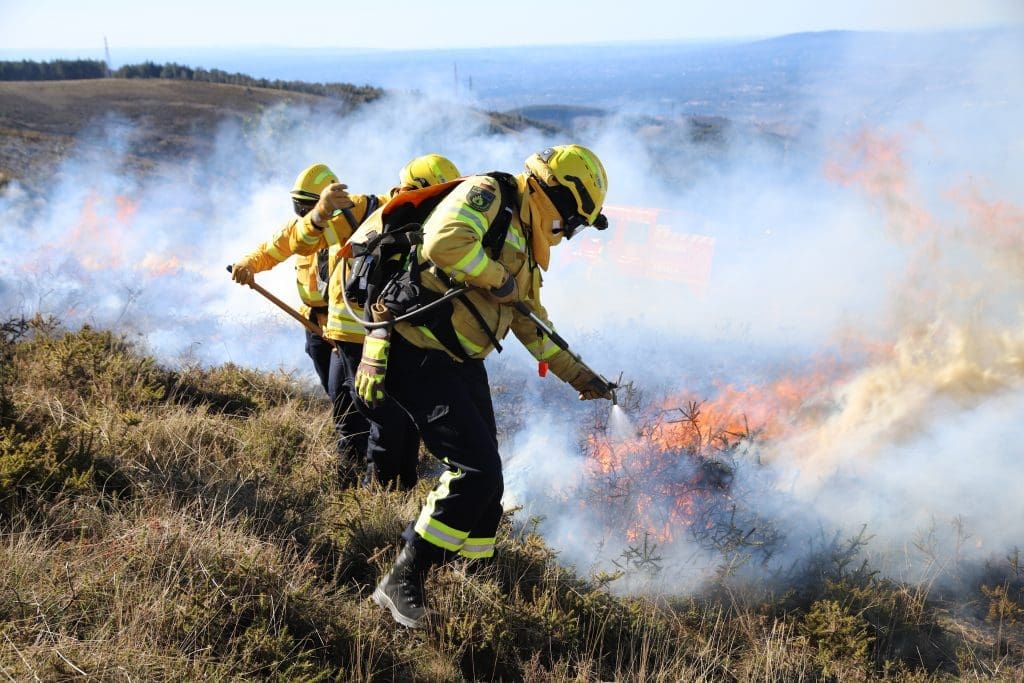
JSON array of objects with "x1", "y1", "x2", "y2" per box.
[{"x1": 480, "y1": 171, "x2": 518, "y2": 259}]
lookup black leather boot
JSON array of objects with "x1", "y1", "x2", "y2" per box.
[{"x1": 372, "y1": 541, "x2": 439, "y2": 628}]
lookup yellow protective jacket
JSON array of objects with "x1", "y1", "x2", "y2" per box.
[
  {"x1": 238, "y1": 193, "x2": 385, "y2": 342},
  {"x1": 290, "y1": 193, "x2": 387, "y2": 343},
  {"x1": 236, "y1": 215, "x2": 328, "y2": 325},
  {"x1": 390, "y1": 174, "x2": 590, "y2": 385}
]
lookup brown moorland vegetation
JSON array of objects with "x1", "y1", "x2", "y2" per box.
[
  {"x1": 0, "y1": 79, "x2": 367, "y2": 187},
  {"x1": 1, "y1": 316, "x2": 1022, "y2": 681},
  {"x1": 0, "y1": 77, "x2": 552, "y2": 192}
]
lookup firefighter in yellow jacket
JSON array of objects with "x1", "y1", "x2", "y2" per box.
[
  {"x1": 328, "y1": 153, "x2": 461, "y2": 489},
  {"x1": 230, "y1": 163, "x2": 385, "y2": 487},
  {"x1": 319, "y1": 152, "x2": 460, "y2": 489},
  {"x1": 357, "y1": 145, "x2": 615, "y2": 628}
]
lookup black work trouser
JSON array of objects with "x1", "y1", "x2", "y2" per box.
[
  {"x1": 339, "y1": 342, "x2": 419, "y2": 491},
  {"x1": 304, "y1": 328, "x2": 333, "y2": 396},
  {"x1": 326, "y1": 341, "x2": 371, "y2": 485},
  {"x1": 364, "y1": 333, "x2": 502, "y2": 557},
  {"x1": 359, "y1": 392, "x2": 420, "y2": 490}
]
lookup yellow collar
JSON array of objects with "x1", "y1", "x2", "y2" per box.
[{"x1": 522, "y1": 176, "x2": 564, "y2": 271}]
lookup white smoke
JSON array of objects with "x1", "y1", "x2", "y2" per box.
[
  {"x1": 2, "y1": 29, "x2": 1022, "y2": 595},
  {"x1": 501, "y1": 29, "x2": 1024, "y2": 593}
]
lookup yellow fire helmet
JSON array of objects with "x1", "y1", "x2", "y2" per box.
[
  {"x1": 524, "y1": 144, "x2": 607, "y2": 225},
  {"x1": 399, "y1": 154, "x2": 460, "y2": 190},
  {"x1": 290, "y1": 163, "x2": 339, "y2": 201}
]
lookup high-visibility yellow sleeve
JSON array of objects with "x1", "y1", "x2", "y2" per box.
[
  {"x1": 421, "y1": 177, "x2": 510, "y2": 290},
  {"x1": 237, "y1": 217, "x2": 302, "y2": 273},
  {"x1": 510, "y1": 295, "x2": 586, "y2": 384}
]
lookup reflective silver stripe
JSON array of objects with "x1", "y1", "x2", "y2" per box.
[
  {"x1": 459, "y1": 538, "x2": 495, "y2": 559},
  {"x1": 267, "y1": 244, "x2": 288, "y2": 261},
  {"x1": 451, "y1": 206, "x2": 488, "y2": 238},
  {"x1": 504, "y1": 224, "x2": 526, "y2": 252},
  {"x1": 414, "y1": 469, "x2": 469, "y2": 551},
  {"x1": 417, "y1": 522, "x2": 464, "y2": 551},
  {"x1": 451, "y1": 242, "x2": 489, "y2": 277},
  {"x1": 418, "y1": 327, "x2": 487, "y2": 356},
  {"x1": 328, "y1": 304, "x2": 365, "y2": 330},
  {"x1": 323, "y1": 226, "x2": 340, "y2": 247},
  {"x1": 527, "y1": 336, "x2": 559, "y2": 360},
  {"x1": 455, "y1": 330, "x2": 486, "y2": 354},
  {"x1": 297, "y1": 282, "x2": 326, "y2": 306},
  {"x1": 327, "y1": 316, "x2": 366, "y2": 337},
  {"x1": 296, "y1": 220, "x2": 321, "y2": 246}
]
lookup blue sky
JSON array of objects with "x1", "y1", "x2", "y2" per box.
[{"x1": 1, "y1": 0, "x2": 1022, "y2": 53}]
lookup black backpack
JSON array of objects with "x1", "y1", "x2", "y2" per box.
[
  {"x1": 314, "y1": 200, "x2": 380, "y2": 305},
  {"x1": 341, "y1": 172, "x2": 519, "y2": 359}
]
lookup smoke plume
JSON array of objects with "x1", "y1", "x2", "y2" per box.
[{"x1": 1, "y1": 29, "x2": 1021, "y2": 594}]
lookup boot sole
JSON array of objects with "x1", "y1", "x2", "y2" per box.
[{"x1": 372, "y1": 586, "x2": 424, "y2": 629}]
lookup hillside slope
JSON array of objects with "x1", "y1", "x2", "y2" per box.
[
  {"x1": 0, "y1": 78, "x2": 552, "y2": 191},
  {"x1": 1, "y1": 319, "x2": 1019, "y2": 680},
  {"x1": 0, "y1": 79, "x2": 357, "y2": 186}
]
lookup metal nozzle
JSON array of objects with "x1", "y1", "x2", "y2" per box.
[{"x1": 607, "y1": 371, "x2": 624, "y2": 405}]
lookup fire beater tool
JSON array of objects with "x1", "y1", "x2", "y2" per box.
[{"x1": 226, "y1": 265, "x2": 331, "y2": 343}]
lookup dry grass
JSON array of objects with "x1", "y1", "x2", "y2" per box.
[{"x1": 1, "y1": 315, "x2": 1022, "y2": 681}]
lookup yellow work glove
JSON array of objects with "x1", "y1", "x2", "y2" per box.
[
  {"x1": 309, "y1": 182, "x2": 354, "y2": 227},
  {"x1": 569, "y1": 365, "x2": 614, "y2": 401},
  {"x1": 356, "y1": 332, "x2": 389, "y2": 408},
  {"x1": 488, "y1": 268, "x2": 520, "y2": 304},
  {"x1": 230, "y1": 261, "x2": 255, "y2": 286}
]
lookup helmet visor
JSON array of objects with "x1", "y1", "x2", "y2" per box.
[{"x1": 542, "y1": 183, "x2": 590, "y2": 240}]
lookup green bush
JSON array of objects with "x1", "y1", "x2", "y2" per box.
[
  {"x1": 0, "y1": 426, "x2": 97, "y2": 517},
  {"x1": 801, "y1": 599, "x2": 872, "y2": 678}
]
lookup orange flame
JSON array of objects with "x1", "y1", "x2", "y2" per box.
[
  {"x1": 66, "y1": 193, "x2": 139, "y2": 270},
  {"x1": 64, "y1": 192, "x2": 183, "y2": 277},
  {"x1": 140, "y1": 252, "x2": 183, "y2": 277},
  {"x1": 585, "y1": 358, "x2": 852, "y2": 543},
  {"x1": 823, "y1": 129, "x2": 934, "y2": 242}
]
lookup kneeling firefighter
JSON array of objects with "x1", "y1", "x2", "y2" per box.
[{"x1": 348, "y1": 144, "x2": 616, "y2": 628}]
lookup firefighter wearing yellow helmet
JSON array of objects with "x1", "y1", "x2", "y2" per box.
[
  {"x1": 397, "y1": 153, "x2": 461, "y2": 190},
  {"x1": 230, "y1": 162, "x2": 387, "y2": 488},
  {"x1": 361, "y1": 144, "x2": 614, "y2": 628},
  {"x1": 331, "y1": 154, "x2": 460, "y2": 489},
  {"x1": 231, "y1": 155, "x2": 461, "y2": 491}
]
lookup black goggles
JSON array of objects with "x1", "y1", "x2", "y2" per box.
[
  {"x1": 543, "y1": 184, "x2": 590, "y2": 240},
  {"x1": 292, "y1": 197, "x2": 316, "y2": 217}
]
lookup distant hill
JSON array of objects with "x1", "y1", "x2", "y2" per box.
[
  {"x1": 0, "y1": 79, "x2": 355, "y2": 186},
  {"x1": 506, "y1": 104, "x2": 608, "y2": 129},
  {"x1": 0, "y1": 79, "x2": 549, "y2": 190}
]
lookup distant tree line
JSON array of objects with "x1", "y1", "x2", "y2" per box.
[
  {"x1": 0, "y1": 59, "x2": 107, "y2": 81},
  {"x1": 0, "y1": 59, "x2": 382, "y2": 104}
]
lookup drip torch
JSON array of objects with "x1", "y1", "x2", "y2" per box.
[{"x1": 512, "y1": 301, "x2": 619, "y2": 404}]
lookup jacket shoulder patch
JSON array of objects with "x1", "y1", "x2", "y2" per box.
[{"x1": 466, "y1": 186, "x2": 495, "y2": 212}]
